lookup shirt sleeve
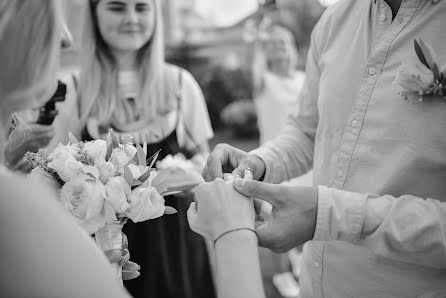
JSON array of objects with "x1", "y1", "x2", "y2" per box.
[
  {"x1": 250, "y1": 21, "x2": 321, "y2": 184},
  {"x1": 314, "y1": 186, "x2": 446, "y2": 269},
  {"x1": 177, "y1": 69, "x2": 214, "y2": 150}
]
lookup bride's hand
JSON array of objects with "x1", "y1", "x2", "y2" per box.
[
  {"x1": 104, "y1": 233, "x2": 141, "y2": 280},
  {"x1": 187, "y1": 178, "x2": 256, "y2": 242}
]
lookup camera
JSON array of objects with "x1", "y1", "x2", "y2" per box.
[{"x1": 36, "y1": 80, "x2": 67, "y2": 125}]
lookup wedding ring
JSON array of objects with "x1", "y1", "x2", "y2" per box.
[
  {"x1": 224, "y1": 173, "x2": 235, "y2": 181},
  {"x1": 244, "y1": 168, "x2": 253, "y2": 180}
]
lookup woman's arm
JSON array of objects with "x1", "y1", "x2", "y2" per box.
[
  {"x1": 214, "y1": 229, "x2": 265, "y2": 298},
  {"x1": 188, "y1": 178, "x2": 265, "y2": 298}
]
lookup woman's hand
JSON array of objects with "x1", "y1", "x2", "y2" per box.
[
  {"x1": 4, "y1": 123, "x2": 55, "y2": 167},
  {"x1": 187, "y1": 178, "x2": 256, "y2": 242},
  {"x1": 104, "y1": 233, "x2": 140, "y2": 280}
]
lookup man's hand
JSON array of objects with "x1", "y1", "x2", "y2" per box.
[
  {"x1": 202, "y1": 144, "x2": 266, "y2": 182},
  {"x1": 4, "y1": 123, "x2": 55, "y2": 167},
  {"x1": 233, "y1": 179, "x2": 318, "y2": 253}
]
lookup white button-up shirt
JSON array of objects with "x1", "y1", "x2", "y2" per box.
[{"x1": 253, "y1": 0, "x2": 446, "y2": 296}]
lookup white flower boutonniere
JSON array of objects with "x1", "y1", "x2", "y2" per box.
[{"x1": 394, "y1": 38, "x2": 446, "y2": 102}]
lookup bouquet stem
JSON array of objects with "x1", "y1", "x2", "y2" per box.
[{"x1": 95, "y1": 220, "x2": 127, "y2": 286}]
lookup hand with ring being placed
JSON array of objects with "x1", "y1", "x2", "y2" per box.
[{"x1": 188, "y1": 178, "x2": 256, "y2": 242}]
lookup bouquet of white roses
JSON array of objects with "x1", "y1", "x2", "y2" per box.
[{"x1": 26, "y1": 131, "x2": 181, "y2": 284}]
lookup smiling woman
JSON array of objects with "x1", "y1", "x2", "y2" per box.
[
  {"x1": 96, "y1": 0, "x2": 156, "y2": 53},
  {"x1": 69, "y1": 1, "x2": 216, "y2": 298}
]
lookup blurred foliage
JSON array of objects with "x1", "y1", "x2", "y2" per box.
[{"x1": 221, "y1": 100, "x2": 259, "y2": 138}]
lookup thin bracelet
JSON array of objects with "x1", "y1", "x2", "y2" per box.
[{"x1": 213, "y1": 228, "x2": 257, "y2": 247}]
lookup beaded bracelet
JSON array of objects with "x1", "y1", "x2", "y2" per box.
[{"x1": 213, "y1": 227, "x2": 257, "y2": 247}]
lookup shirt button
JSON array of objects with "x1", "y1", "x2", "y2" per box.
[
  {"x1": 379, "y1": 14, "x2": 387, "y2": 22},
  {"x1": 336, "y1": 169, "x2": 344, "y2": 178},
  {"x1": 368, "y1": 67, "x2": 377, "y2": 75},
  {"x1": 351, "y1": 120, "x2": 359, "y2": 128},
  {"x1": 314, "y1": 261, "x2": 320, "y2": 268}
]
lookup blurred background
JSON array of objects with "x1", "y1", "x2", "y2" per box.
[{"x1": 62, "y1": 1, "x2": 339, "y2": 297}]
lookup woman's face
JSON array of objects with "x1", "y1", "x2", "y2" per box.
[{"x1": 95, "y1": 0, "x2": 156, "y2": 53}]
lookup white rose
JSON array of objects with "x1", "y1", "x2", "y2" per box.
[
  {"x1": 60, "y1": 174, "x2": 106, "y2": 234},
  {"x1": 105, "y1": 176, "x2": 131, "y2": 214},
  {"x1": 394, "y1": 60, "x2": 435, "y2": 94},
  {"x1": 125, "y1": 187, "x2": 165, "y2": 223},
  {"x1": 124, "y1": 144, "x2": 137, "y2": 161},
  {"x1": 82, "y1": 165, "x2": 100, "y2": 180},
  {"x1": 110, "y1": 148, "x2": 131, "y2": 174},
  {"x1": 96, "y1": 161, "x2": 117, "y2": 184},
  {"x1": 84, "y1": 139, "x2": 107, "y2": 163},
  {"x1": 47, "y1": 144, "x2": 84, "y2": 182}
]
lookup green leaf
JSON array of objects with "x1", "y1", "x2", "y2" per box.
[
  {"x1": 164, "y1": 206, "x2": 177, "y2": 215},
  {"x1": 105, "y1": 143, "x2": 113, "y2": 161},
  {"x1": 68, "y1": 132, "x2": 78, "y2": 144},
  {"x1": 414, "y1": 39, "x2": 429, "y2": 69},
  {"x1": 147, "y1": 149, "x2": 161, "y2": 170},
  {"x1": 151, "y1": 168, "x2": 172, "y2": 194},
  {"x1": 123, "y1": 165, "x2": 134, "y2": 187},
  {"x1": 131, "y1": 180, "x2": 142, "y2": 190},
  {"x1": 106, "y1": 130, "x2": 113, "y2": 148},
  {"x1": 138, "y1": 169, "x2": 153, "y2": 184},
  {"x1": 162, "y1": 183, "x2": 201, "y2": 195},
  {"x1": 136, "y1": 144, "x2": 146, "y2": 166},
  {"x1": 110, "y1": 130, "x2": 120, "y2": 148},
  {"x1": 417, "y1": 39, "x2": 440, "y2": 79}
]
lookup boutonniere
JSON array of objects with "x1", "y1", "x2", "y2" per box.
[{"x1": 394, "y1": 38, "x2": 446, "y2": 102}]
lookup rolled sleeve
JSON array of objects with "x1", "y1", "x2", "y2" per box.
[
  {"x1": 313, "y1": 186, "x2": 446, "y2": 268},
  {"x1": 313, "y1": 186, "x2": 366, "y2": 243}
]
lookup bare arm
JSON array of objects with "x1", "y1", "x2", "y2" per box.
[{"x1": 214, "y1": 230, "x2": 265, "y2": 298}]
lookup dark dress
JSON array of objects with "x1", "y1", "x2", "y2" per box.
[
  {"x1": 82, "y1": 69, "x2": 216, "y2": 298},
  {"x1": 122, "y1": 130, "x2": 215, "y2": 298}
]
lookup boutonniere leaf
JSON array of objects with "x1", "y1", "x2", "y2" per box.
[
  {"x1": 394, "y1": 38, "x2": 446, "y2": 102},
  {"x1": 414, "y1": 39, "x2": 441, "y2": 79}
]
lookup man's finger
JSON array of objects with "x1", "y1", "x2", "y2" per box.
[
  {"x1": 203, "y1": 152, "x2": 224, "y2": 181},
  {"x1": 255, "y1": 222, "x2": 277, "y2": 248},
  {"x1": 233, "y1": 178, "x2": 281, "y2": 206}
]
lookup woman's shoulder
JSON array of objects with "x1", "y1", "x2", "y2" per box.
[{"x1": 163, "y1": 63, "x2": 199, "y2": 88}]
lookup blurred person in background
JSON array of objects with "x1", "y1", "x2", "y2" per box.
[
  {"x1": 251, "y1": 24, "x2": 310, "y2": 294},
  {"x1": 252, "y1": 25, "x2": 305, "y2": 145},
  {"x1": 70, "y1": 1, "x2": 216, "y2": 297}
]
